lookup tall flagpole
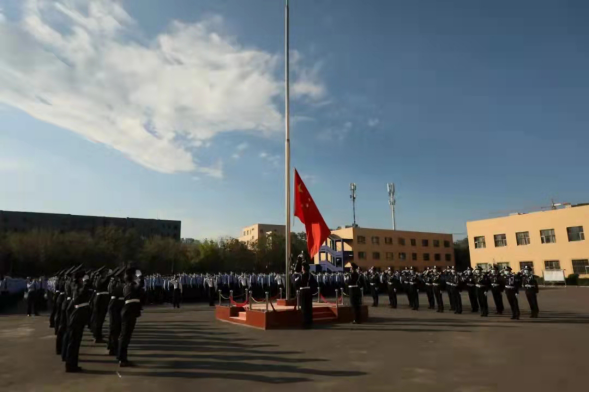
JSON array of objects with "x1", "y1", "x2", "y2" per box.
[{"x1": 284, "y1": 0, "x2": 291, "y2": 300}]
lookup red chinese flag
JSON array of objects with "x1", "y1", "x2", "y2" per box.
[{"x1": 294, "y1": 169, "x2": 331, "y2": 259}]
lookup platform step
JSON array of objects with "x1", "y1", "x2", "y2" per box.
[
  {"x1": 314, "y1": 316, "x2": 338, "y2": 322},
  {"x1": 231, "y1": 312, "x2": 247, "y2": 321}
]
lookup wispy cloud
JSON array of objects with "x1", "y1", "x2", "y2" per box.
[
  {"x1": 368, "y1": 118, "x2": 380, "y2": 127},
  {"x1": 232, "y1": 142, "x2": 249, "y2": 160},
  {"x1": 259, "y1": 151, "x2": 281, "y2": 167},
  {"x1": 301, "y1": 174, "x2": 318, "y2": 185},
  {"x1": 0, "y1": 0, "x2": 326, "y2": 178},
  {"x1": 317, "y1": 121, "x2": 352, "y2": 142},
  {"x1": 195, "y1": 160, "x2": 223, "y2": 179}
]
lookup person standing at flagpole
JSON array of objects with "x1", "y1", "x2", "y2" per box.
[{"x1": 293, "y1": 169, "x2": 331, "y2": 328}]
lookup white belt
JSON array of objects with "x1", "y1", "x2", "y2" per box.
[
  {"x1": 425, "y1": 283, "x2": 432, "y2": 286},
  {"x1": 467, "y1": 284, "x2": 474, "y2": 287},
  {"x1": 433, "y1": 283, "x2": 440, "y2": 286},
  {"x1": 75, "y1": 302, "x2": 89, "y2": 309},
  {"x1": 525, "y1": 285, "x2": 533, "y2": 288},
  {"x1": 96, "y1": 292, "x2": 109, "y2": 296},
  {"x1": 300, "y1": 287, "x2": 310, "y2": 289},
  {"x1": 67, "y1": 297, "x2": 72, "y2": 300},
  {"x1": 348, "y1": 285, "x2": 358, "y2": 287},
  {"x1": 505, "y1": 285, "x2": 515, "y2": 289},
  {"x1": 55, "y1": 290, "x2": 61, "y2": 293},
  {"x1": 476, "y1": 284, "x2": 484, "y2": 288},
  {"x1": 125, "y1": 299, "x2": 141, "y2": 304},
  {"x1": 492, "y1": 284, "x2": 500, "y2": 287},
  {"x1": 370, "y1": 283, "x2": 376, "y2": 286},
  {"x1": 111, "y1": 296, "x2": 125, "y2": 300}
]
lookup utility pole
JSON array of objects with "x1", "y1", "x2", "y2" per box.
[
  {"x1": 387, "y1": 183, "x2": 396, "y2": 230},
  {"x1": 350, "y1": 183, "x2": 357, "y2": 227}
]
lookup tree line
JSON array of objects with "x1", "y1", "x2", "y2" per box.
[{"x1": 0, "y1": 227, "x2": 309, "y2": 277}]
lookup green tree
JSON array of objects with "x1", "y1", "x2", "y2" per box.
[{"x1": 454, "y1": 238, "x2": 471, "y2": 271}]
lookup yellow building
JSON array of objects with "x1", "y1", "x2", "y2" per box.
[
  {"x1": 313, "y1": 226, "x2": 454, "y2": 271},
  {"x1": 238, "y1": 223, "x2": 285, "y2": 245},
  {"x1": 466, "y1": 203, "x2": 589, "y2": 277}
]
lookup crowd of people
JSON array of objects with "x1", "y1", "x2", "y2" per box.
[{"x1": 0, "y1": 275, "x2": 28, "y2": 311}]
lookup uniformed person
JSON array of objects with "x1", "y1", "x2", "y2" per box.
[
  {"x1": 65, "y1": 271, "x2": 93, "y2": 373},
  {"x1": 503, "y1": 266, "x2": 520, "y2": 320},
  {"x1": 295, "y1": 262, "x2": 315, "y2": 328},
  {"x1": 408, "y1": 267, "x2": 420, "y2": 310},
  {"x1": 432, "y1": 266, "x2": 444, "y2": 312},
  {"x1": 171, "y1": 275, "x2": 183, "y2": 308},
  {"x1": 107, "y1": 267, "x2": 125, "y2": 356},
  {"x1": 346, "y1": 263, "x2": 363, "y2": 323},
  {"x1": 205, "y1": 274, "x2": 216, "y2": 306},
  {"x1": 474, "y1": 266, "x2": 490, "y2": 317},
  {"x1": 522, "y1": 266, "x2": 539, "y2": 318},
  {"x1": 444, "y1": 267, "x2": 456, "y2": 311},
  {"x1": 489, "y1": 266, "x2": 505, "y2": 315},
  {"x1": 385, "y1": 267, "x2": 398, "y2": 308},
  {"x1": 462, "y1": 267, "x2": 479, "y2": 313},
  {"x1": 25, "y1": 277, "x2": 40, "y2": 317},
  {"x1": 368, "y1": 267, "x2": 380, "y2": 307},
  {"x1": 423, "y1": 267, "x2": 435, "y2": 310},
  {"x1": 118, "y1": 268, "x2": 144, "y2": 367},
  {"x1": 450, "y1": 267, "x2": 462, "y2": 314},
  {"x1": 90, "y1": 267, "x2": 111, "y2": 344}
]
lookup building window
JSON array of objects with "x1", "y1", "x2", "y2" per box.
[
  {"x1": 434, "y1": 253, "x2": 441, "y2": 261},
  {"x1": 476, "y1": 263, "x2": 491, "y2": 271},
  {"x1": 572, "y1": 259, "x2": 589, "y2": 274},
  {"x1": 544, "y1": 260, "x2": 561, "y2": 270},
  {"x1": 422, "y1": 239, "x2": 429, "y2": 247},
  {"x1": 385, "y1": 252, "x2": 394, "y2": 260},
  {"x1": 411, "y1": 253, "x2": 417, "y2": 261},
  {"x1": 371, "y1": 236, "x2": 380, "y2": 245},
  {"x1": 444, "y1": 240, "x2": 450, "y2": 248},
  {"x1": 445, "y1": 253, "x2": 452, "y2": 262},
  {"x1": 474, "y1": 236, "x2": 486, "y2": 249},
  {"x1": 357, "y1": 236, "x2": 366, "y2": 244},
  {"x1": 399, "y1": 252, "x2": 406, "y2": 261},
  {"x1": 494, "y1": 234, "x2": 507, "y2": 247},
  {"x1": 433, "y1": 240, "x2": 440, "y2": 247},
  {"x1": 373, "y1": 252, "x2": 381, "y2": 260},
  {"x1": 399, "y1": 238, "x2": 405, "y2": 246},
  {"x1": 423, "y1": 253, "x2": 430, "y2": 261},
  {"x1": 540, "y1": 229, "x2": 556, "y2": 244},
  {"x1": 384, "y1": 237, "x2": 392, "y2": 245},
  {"x1": 567, "y1": 226, "x2": 585, "y2": 242},
  {"x1": 519, "y1": 261, "x2": 534, "y2": 271},
  {"x1": 358, "y1": 252, "x2": 366, "y2": 260},
  {"x1": 411, "y1": 239, "x2": 416, "y2": 246},
  {"x1": 496, "y1": 262, "x2": 510, "y2": 270},
  {"x1": 516, "y1": 231, "x2": 530, "y2": 246}
]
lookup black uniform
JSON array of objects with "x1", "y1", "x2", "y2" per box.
[
  {"x1": 451, "y1": 271, "x2": 462, "y2": 314},
  {"x1": 523, "y1": 272, "x2": 539, "y2": 318},
  {"x1": 65, "y1": 278, "x2": 92, "y2": 372},
  {"x1": 445, "y1": 270, "x2": 456, "y2": 311},
  {"x1": 107, "y1": 277, "x2": 125, "y2": 356},
  {"x1": 432, "y1": 270, "x2": 444, "y2": 312},
  {"x1": 26, "y1": 281, "x2": 39, "y2": 316},
  {"x1": 474, "y1": 271, "x2": 490, "y2": 317},
  {"x1": 409, "y1": 272, "x2": 420, "y2": 310},
  {"x1": 49, "y1": 278, "x2": 62, "y2": 328},
  {"x1": 346, "y1": 270, "x2": 363, "y2": 323},
  {"x1": 118, "y1": 275, "x2": 144, "y2": 365},
  {"x1": 91, "y1": 274, "x2": 111, "y2": 343},
  {"x1": 206, "y1": 277, "x2": 216, "y2": 306},
  {"x1": 57, "y1": 280, "x2": 73, "y2": 357},
  {"x1": 423, "y1": 271, "x2": 435, "y2": 309},
  {"x1": 489, "y1": 270, "x2": 505, "y2": 314},
  {"x1": 52, "y1": 279, "x2": 66, "y2": 334},
  {"x1": 463, "y1": 271, "x2": 479, "y2": 313},
  {"x1": 295, "y1": 271, "x2": 314, "y2": 328},
  {"x1": 504, "y1": 271, "x2": 520, "y2": 320},
  {"x1": 369, "y1": 271, "x2": 380, "y2": 307},
  {"x1": 385, "y1": 271, "x2": 398, "y2": 308}
]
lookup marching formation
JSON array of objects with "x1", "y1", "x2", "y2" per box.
[
  {"x1": 45, "y1": 265, "x2": 145, "y2": 373},
  {"x1": 358, "y1": 264, "x2": 540, "y2": 320}
]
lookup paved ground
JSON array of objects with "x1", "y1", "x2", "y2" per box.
[{"x1": 1, "y1": 287, "x2": 588, "y2": 391}]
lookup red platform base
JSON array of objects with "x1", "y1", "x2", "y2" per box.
[{"x1": 215, "y1": 302, "x2": 369, "y2": 330}]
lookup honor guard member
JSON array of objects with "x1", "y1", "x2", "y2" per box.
[
  {"x1": 107, "y1": 267, "x2": 125, "y2": 356},
  {"x1": 401, "y1": 267, "x2": 412, "y2": 308},
  {"x1": 205, "y1": 274, "x2": 216, "y2": 306},
  {"x1": 369, "y1": 267, "x2": 380, "y2": 307},
  {"x1": 346, "y1": 263, "x2": 363, "y2": 323},
  {"x1": 408, "y1": 267, "x2": 420, "y2": 310},
  {"x1": 90, "y1": 267, "x2": 111, "y2": 344},
  {"x1": 450, "y1": 267, "x2": 463, "y2": 314},
  {"x1": 385, "y1": 267, "x2": 398, "y2": 308},
  {"x1": 503, "y1": 266, "x2": 520, "y2": 320},
  {"x1": 489, "y1": 266, "x2": 505, "y2": 315},
  {"x1": 171, "y1": 275, "x2": 183, "y2": 308},
  {"x1": 432, "y1": 266, "x2": 444, "y2": 312},
  {"x1": 65, "y1": 271, "x2": 93, "y2": 373},
  {"x1": 118, "y1": 268, "x2": 144, "y2": 367},
  {"x1": 57, "y1": 265, "x2": 81, "y2": 357},
  {"x1": 443, "y1": 267, "x2": 455, "y2": 311},
  {"x1": 52, "y1": 270, "x2": 67, "y2": 331},
  {"x1": 49, "y1": 270, "x2": 64, "y2": 328},
  {"x1": 423, "y1": 268, "x2": 436, "y2": 309},
  {"x1": 474, "y1": 266, "x2": 490, "y2": 317},
  {"x1": 462, "y1": 267, "x2": 479, "y2": 313},
  {"x1": 25, "y1": 277, "x2": 40, "y2": 317},
  {"x1": 522, "y1": 266, "x2": 539, "y2": 318},
  {"x1": 295, "y1": 262, "x2": 315, "y2": 329}
]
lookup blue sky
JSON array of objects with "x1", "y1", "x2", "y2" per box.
[{"x1": 1, "y1": 0, "x2": 588, "y2": 239}]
